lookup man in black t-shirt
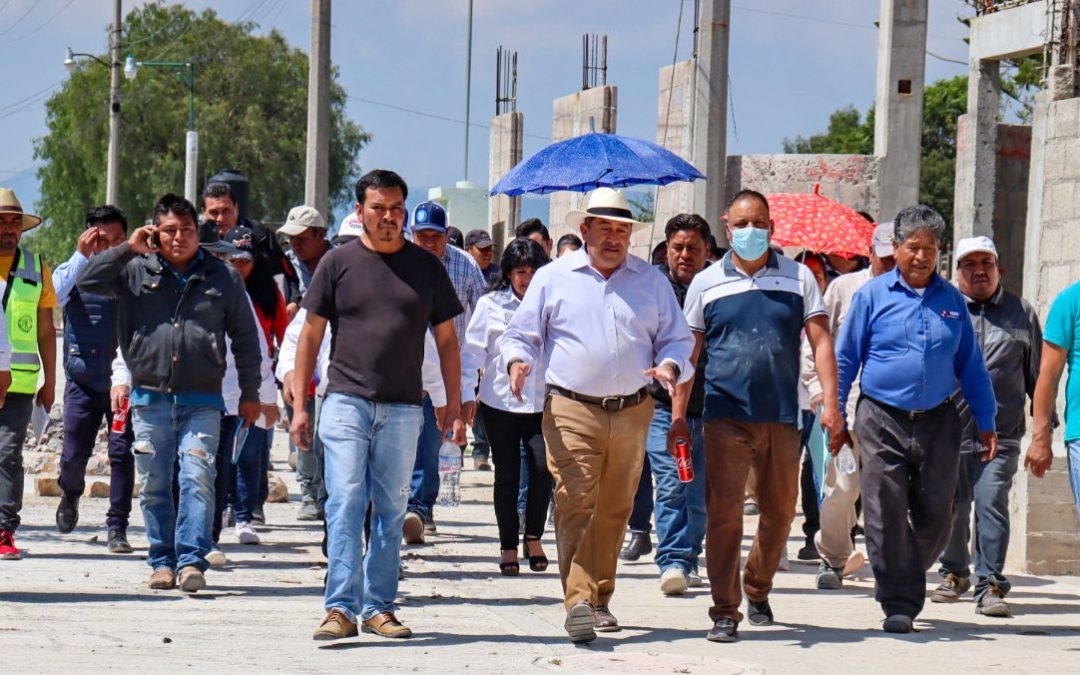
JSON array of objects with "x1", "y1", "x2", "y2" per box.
[{"x1": 291, "y1": 170, "x2": 465, "y2": 642}]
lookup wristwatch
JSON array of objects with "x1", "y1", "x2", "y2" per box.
[{"x1": 506, "y1": 357, "x2": 524, "y2": 376}]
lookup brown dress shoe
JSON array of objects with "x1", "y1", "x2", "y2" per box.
[
  {"x1": 362, "y1": 612, "x2": 413, "y2": 638},
  {"x1": 313, "y1": 609, "x2": 359, "y2": 641},
  {"x1": 594, "y1": 605, "x2": 621, "y2": 632},
  {"x1": 148, "y1": 567, "x2": 176, "y2": 590},
  {"x1": 564, "y1": 601, "x2": 596, "y2": 643},
  {"x1": 178, "y1": 566, "x2": 206, "y2": 593}
]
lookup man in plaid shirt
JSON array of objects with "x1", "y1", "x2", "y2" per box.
[{"x1": 404, "y1": 201, "x2": 486, "y2": 542}]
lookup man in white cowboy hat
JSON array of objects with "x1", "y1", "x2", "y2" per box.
[
  {"x1": 501, "y1": 186, "x2": 695, "y2": 643},
  {"x1": 0, "y1": 187, "x2": 53, "y2": 561}
]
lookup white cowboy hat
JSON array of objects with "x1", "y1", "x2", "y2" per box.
[
  {"x1": 0, "y1": 188, "x2": 43, "y2": 232},
  {"x1": 564, "y1": 187, "x2": 644, "y2": 230}
]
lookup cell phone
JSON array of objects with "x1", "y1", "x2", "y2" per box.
[{"x1": 150, "y1": 228, "x2": 161, "y2": 249}]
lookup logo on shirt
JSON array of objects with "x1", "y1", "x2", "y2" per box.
[{"x1": 941, "y1": 310, "x2": 961, "y2": 320}]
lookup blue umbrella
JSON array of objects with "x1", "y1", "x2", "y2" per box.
[{"x1": 489, "y1": 132, "x2": 705, "y2": 197}]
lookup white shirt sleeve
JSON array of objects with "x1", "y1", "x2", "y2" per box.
[
  {"x1": 460, "y1": 296, "x2": 489, "y2": 394},
  {"x1": 651, "y1": 272, "x2": 696, "y2": 384},
  {"x1": 499, "y1": 270, "x2": 548, "y2": 373},
  {"x1": 110, "y1": 345, "x2": 130, "y2": 388},
  {"x1": 423, "y1": 330, "x2": 447, "y2": 408},
  {"x1": 683, "y1": 272, "x2": 707, "y2": 333},
  {"x1": 800, "y1": 263, "x2": 827, "y2": 321},
  {"x1": 276, "y1": 307, "x2": 305, "y2": 383}
]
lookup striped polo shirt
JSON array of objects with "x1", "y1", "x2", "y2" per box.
[{"x1": 684, "y1": 250, "x2": 826, "y2": 424}]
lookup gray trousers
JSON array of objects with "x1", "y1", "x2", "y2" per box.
[
  {"x1": 856, "y1": 395, "x2": 961, "y2": 619},
  {"x1": 291, "y1": 396, "x2": 326, "y2": 506},
  {"x1": 0, "y1": 394, "x2": 36, "y2": 532}
]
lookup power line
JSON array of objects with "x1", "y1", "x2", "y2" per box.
[
  {"x1": 346, "y1": 94, "x2": 551, "y2": 142},
  {"x1": 730, "y1": 3, "x2": 966, "y2": 41},
  {"x1": 0, "y1": 0, "x2": 41, "y2": 38},
  {"x1": 11, "y1": 0, "x2": 75, "y2": 43},
  {"x1": 927, "y1": 49, "x2": 967, "y2": 65}
]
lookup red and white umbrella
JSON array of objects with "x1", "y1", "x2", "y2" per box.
[{"x1": 766, "y1": 184, "x2": 875, "y2": 258}]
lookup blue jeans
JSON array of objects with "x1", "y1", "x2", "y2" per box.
[
  {"x1": 1068, "y1": 440, "x2": 1080, "y2": 523},
  {"x1": 646, "y1": 408, "x2": 706, "y2": 574},
  {"x1": 235, "y1": 426, "x2": 271, "y2": 523},
  {"x1": 132, "y1": 401, "x2": 221, "y2": 572},
  {"x1": 628, "y1": 454, "x2": 653, "y2": 534},
  {"x1": 939, "y1": 448, "x2": 1020, "y2": 601},
  {"x1": 407, "y1": 395, "x2": 442, "y2": 521},
  {"x1": 320, "y1": 393, "x2": 423, "y2": 622}
]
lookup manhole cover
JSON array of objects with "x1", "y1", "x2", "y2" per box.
[{"x1": 536, "y1": 652, "x2": 763, "y2": 673}]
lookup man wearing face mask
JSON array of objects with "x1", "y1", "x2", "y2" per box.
[{"x1": 676, "y1": 190, "x2": 842, "y2": 642}]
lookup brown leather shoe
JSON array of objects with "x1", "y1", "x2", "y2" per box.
[
  {"x1": 564, "y1": 601, "x2": 596, "y2": 643},
  {"x1": 178, "y1": 565, "x2": 206, "y2": 593},
  {"x1": 148, "y1": 567, "x2": 176, "y2": 590},
  {"x1": 594, "y1": 605, "x2": 621, "y2": 632},
  {"x1": 362, "y1": 611, "x2": 413, "y2": 638},
  {"x1": 313, "y1": 609, "x2": 358, "y2": 641}
]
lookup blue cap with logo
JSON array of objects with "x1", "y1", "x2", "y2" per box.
[{"x1": 411, "y1": 201, "x2": 448, "y2": 233}]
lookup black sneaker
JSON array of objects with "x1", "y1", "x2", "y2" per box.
[
  {"x1": 619, "y1": 531, "x2": 652, "y2": 561},
  {"x1": 56, "y1": 492, "x2": 80, "y2": 534},
  {"x1": 706, "y1": 617, "x2": 739, "y2": 642},
  {"x1": 747, "y1": 599, "x2": 774, "y2": 626},
  {"x1": 815, "y1": 562, "x2": 843, "y2": 590},
  {"x1": 107, "y1": 528, "x2": 133, "y2": 554},
  {"x1": 796, "y1": 543, "x2": 821, "y2": 562}
]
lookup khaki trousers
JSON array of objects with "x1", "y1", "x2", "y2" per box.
[
  {"x1": 543, "y1": 393, "x2": 654, "y2": 610},
  {"x1": 814, "y1": 432, "x2": 862, "y2": 568},
  {"x1": 704, "y1": 419, "x2": 800, "y2": 623}
]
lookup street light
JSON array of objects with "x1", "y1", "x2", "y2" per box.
[
  {"x1": 63, "y1": 46, "x2": 122, "y2": 204},
  {"x1": 123, "y1": 54, "x2": 198, "y2": 203}
]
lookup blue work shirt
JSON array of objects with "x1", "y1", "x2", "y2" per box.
[{"x1": 835, "y1": 267, "x2": 997, "y2": 432}]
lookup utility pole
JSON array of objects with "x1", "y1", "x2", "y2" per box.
[
  {"x1": 106, "y1": 0, "x2": 122, "y2": 205},
  {"x1": 691, "y1": 0, "x2": 729, "y2": 241},
  {"x1": 304, "y1": 0, "x2": 331, "y2": 220},
  {"x1": 463, "y1": 0, "x2": 474, "y2": 181}
]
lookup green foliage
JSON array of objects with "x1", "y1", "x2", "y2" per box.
[
  {"x1": 30, "y1": 4, "x2": 369, "y2": 265},
  {"x1": 782, "y1": 106, "x2": 873, "y2": 155},
  {"x1": 628, "y1": 190, "x2": 656, "y2": 224}
]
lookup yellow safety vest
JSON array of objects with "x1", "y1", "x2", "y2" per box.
[{"x1": 3, "y1": 248, "x2": 43, "y2": 394}]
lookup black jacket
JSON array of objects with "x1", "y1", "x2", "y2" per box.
[
  {"x1": 955, "y1": 285, "x2": 1042, "y2": 453},
  {"x1": 76, "y1": 243, "x2": 263, "y2": 402},
  {"x1": 649, "y1": 263, "x2": 707, "y2": 417}
]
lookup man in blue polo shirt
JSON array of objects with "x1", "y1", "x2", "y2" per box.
[
  {"x1": 835, "y1": 205, "x2": 998, "y2": 634},
  {"x1": 677, "y1": 190, "x2": 842, "y2": 643}
]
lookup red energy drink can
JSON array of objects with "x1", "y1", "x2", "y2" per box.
[
  {"x1": 675, "y1": 438, "x2": 693, "y2": 483},
  {"x1": 111, "y1": 395, "x2": 130, "y2": 434}
]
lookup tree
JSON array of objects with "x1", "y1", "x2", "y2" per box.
[{"x1": 30, "y1": 4, "x2": 369, "y2": 264}]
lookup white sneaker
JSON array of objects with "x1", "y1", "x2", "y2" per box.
[
  {"x1": 659, "y1": 566, "x2": 689, "y2": 596},
  {"x1": 686, "y1": 569, "x2": 705, "y2": 588},
  {"x1": 205, "y1": 547, "x2": 227, "y2": 568},
  {"x1": 777, "y1": 547, "x2": 790, "y2": 571},
  {"x1": 236, "y1": 521, "x2": 260, "y2": 545}
]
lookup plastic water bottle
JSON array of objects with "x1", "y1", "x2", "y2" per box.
[
  {"x1": 837, "y1": 444, "x2": 857, "y2": 475},
  {"x1": 437, "y1": 438, "x2": 461, "y2": 507}
]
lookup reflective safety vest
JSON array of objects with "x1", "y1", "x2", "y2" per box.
[{"x1": 3, "y1": 248, "x2": 43, "y2": 394}]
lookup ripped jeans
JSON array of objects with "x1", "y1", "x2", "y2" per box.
[{"x1": 131, "y1": 401, "x2": 221, "y2": 572}]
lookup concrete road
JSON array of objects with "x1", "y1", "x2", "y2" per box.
[{"x1": 1, "y1": 434, "x2": 1078, "y2": 673}]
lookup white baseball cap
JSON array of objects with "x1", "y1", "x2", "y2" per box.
[
  {"x1": 278, "y1": 205, "x2": 326, "y2": 236},
  {"x1": 955, "y1": 236, "x2": 998, "y2": 263},
  {"x1": 337, "y1": 212, "x2": 363, "y2": 238},
  {"x1": 872, "y1": 222, "x2": 895, "y2": 258}
]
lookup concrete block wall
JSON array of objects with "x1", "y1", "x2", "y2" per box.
[
  {"x1": 488, "y1": 111, "x2": 524, "y2": 256},
  {"x1": 726, "y1": 154, "x2": 882, "y2": 221},
  {"x1": 1008, "y1": 461, "x2": 1080, "y2": 576}
]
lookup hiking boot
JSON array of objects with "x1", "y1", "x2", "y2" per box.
[
  {"x1": 796, "y1": 543, "x2": 821, "y2": 562},
  {"x1": 56, "y1": 492, "x2": 80, "y2": 533},
  {"x1": 236, "y1": 521, "x2": 260, "y2": 545},
  {"x1": 297, "y1": 501, "x2": 322, "y2": 521},
  {"x1": 107, "y1": 528, "x2": 133, "y2": 554},
  {"x1": 313, "y1": 609, "x2": 358, "y2": 641},
  {"x1": 619, "y1": 531, "x2": 651, "y2": 561},
  {"x1": 660, "y1": 566, "x2": 689, "y2": 596},
  {"x1": 930, "y1": 573, "x2": 971, "y2": 603},
  {"x1": 976, "y1": 587, "x2": 1011, "y2": 617},
  {"x1": 747, "y1": 599, "x2": 774, "y2": 626},
  {"x1": 0, "y1": 530, "x2": 20, "y2": 560},
  {"x1": 362, "y1": 612, "x2": 413, "y2": 638},
  {"x1": 148, "y1": 567, "x2": 176, "y2": 590},
  {"x1": 815, "y1": 562, "x2": 843, "y2": 590},
  {"x1": 706, "y1": 617, "x2": 739, "y2": 642},
  {"x1": 883, "y1": 614, "x2": 913, "y2": 633},
  {"x1": 564, "y1": 601, "x2": 596, "y2": 643},
  {"x1": 402, "y1": 511, "x2": 425, "y2": 544},
  {"x1": 178, "y1": 566, "x2": 206, "y2": 593},
  {"x1": 594, "y1": 605, "x2": 620, "y2": 632}
]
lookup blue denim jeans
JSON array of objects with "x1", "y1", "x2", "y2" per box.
[
  {"x1": 235, "y1": 426, "x2": 271, "y2": 523},
  {"x1": 1068, "y1": 440, "x2": 1080, "y2": 524},
  {"x1": 628, "y1": 453, "x2": 654, "y2": 534},
  {"x1": 407, "y1": 395, "x2": 441, "y2": 521},
  {"x1": 320, "y1": 392, "x2": 423, "y2": 622},
  {"x1": 131, "y1": 401, "x2": 221, "y2": 572},
  {"x1": 646, "y1": 408, "x2": 706, "y2": 574}
]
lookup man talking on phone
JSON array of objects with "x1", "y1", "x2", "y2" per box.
[{"x1": 78, "y1": 194, "x2": 263, "y2": 593}]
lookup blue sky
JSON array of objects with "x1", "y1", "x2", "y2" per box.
[{"x1": 1, "y1": 0, "x2": 974, "y2": 219}]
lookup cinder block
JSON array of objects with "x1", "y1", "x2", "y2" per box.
[
  {"x1": 1054, "y1": 98, "x2": 1080, "y2": 138},
  {"x1": 1026, "y1": 501, "x2": 1080, "y2": 533}
]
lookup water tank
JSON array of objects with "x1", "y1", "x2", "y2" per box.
[{"x1": 207, "y1": 168, "x2": 250, "y2": 220}]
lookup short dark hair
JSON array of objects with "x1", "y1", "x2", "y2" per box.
[
  {"x1": 152, "y1": 193, "x2": 198, "y2": 226},
  {"x1": 516, "y1": 218, "x2": 550, "y2": 242},
  {"x1": 86, "y1": 205, "x2": 128, "y2": 232},
  {"x1": 664, "y1": 213, "x2": 711, "y2": 242},
  {"x1": 490, "y1": 237, "x2": 550, "y2": 293},
  {"x1": 202, "y1": 182, "x2": 236, "y2": 204},
  {"x1": 355, "y1": 169, "x2": 409, "y2": 205},
  {"x1": 727, "y1": 189, "x2": 770, "y2": 215},
  {"x1": 556, "y1": 233, "x2": 582, "y2": 252}
]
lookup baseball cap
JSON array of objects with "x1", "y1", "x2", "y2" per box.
[
  {"x1": 278, "y1": 205, "x2": 326, "y2": 236},
  {"x1": 337, "y1": 212, "x2": 363, "y2": 239},
  {"x1": 222, "y1": 225, "x2": 256, "y2": 261},
  {"x1": 411, "y1": 201, "x2": 448, "y2": 233},
  {"x1": 955, "y1": 236, "x2": 998, "y2": 262},
  {"x1": 872, "y1": 222, "x2": 895, "y2": 258},
  {"x1": 464, "y1": 229, "x2": 493, "y2": 249}
]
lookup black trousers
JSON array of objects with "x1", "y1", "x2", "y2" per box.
[
  {"x1": 479, "y1": 403, "x2": 552, "y2": 551},
  {"x1": 856, "y1": 395, "x2": 961, "y2": 619}
]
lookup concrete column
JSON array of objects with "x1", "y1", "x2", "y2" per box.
[
  {"x1": 691, "y1": 0, "x2": 729, "y2": 241},
  {"x1": 304, "y1": 0, "x2": 331, "y2": 220},
  {"x1": 547, "y1": 85, "x2": 617, "y2": 241},
  {"x1": 953, "y1": 60, "x2": 1001, "y2": 246},
  {"x1": 647, "y1": 60, "x2": 694, "y2": 257},
  {"x1": 873, "y1": 0, "x2": 927, "y2": 221},
  {"x1": 488, "y1": 111, "x2": 523, "y2": 254}
]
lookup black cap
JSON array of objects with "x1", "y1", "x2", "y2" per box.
[
  {"x1": 447, "y1": 226, "x2": 464, "y2": 249},
  {"x1": 464, "y1": 229, "x2": 493, "y2": 249},
  {"x1": 198, "y1": 219, "x2": 237, "y2": 255}
]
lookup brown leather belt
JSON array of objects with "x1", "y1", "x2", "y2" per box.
[{"x1": 547, "y1": 385, "x2": 650, "y2": 411}]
